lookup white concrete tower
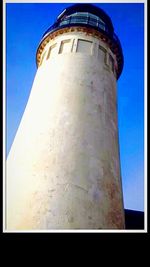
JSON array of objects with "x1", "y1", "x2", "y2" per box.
[{"x1": 6, "y1": 4, "x2": 125, "y2": 230}]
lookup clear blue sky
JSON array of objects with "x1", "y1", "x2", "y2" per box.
[{"x1": 6, "y1": 2, "x2": 145, "y2": 212}]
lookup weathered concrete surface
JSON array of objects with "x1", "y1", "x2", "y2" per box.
[{"x1": 6, "y1": 31, "x2": 125, "y2": 230}]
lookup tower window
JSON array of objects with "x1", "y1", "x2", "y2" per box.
[
  {"x1": 59, "y1": 39, "x2": 71, "y2": 54},
  {"x1": 109, "y1": 54, "x2": 114, "y2": 72},
  {"x1": 47, "y1": 44, "x2": 57, "y2": 60},
  {"x1": 98, "y1": 45, "x2": 107, "y2": 63},
  {"x1": 40, "y1": 50, "x2": 47, "y2": 66},
  {"x1": 77, "y1": 39, "x2": 92, "y2": 54}
]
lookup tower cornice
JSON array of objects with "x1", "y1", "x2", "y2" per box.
[{"x1": 36, "y1": 25, "x2": 123, "y2": 79}]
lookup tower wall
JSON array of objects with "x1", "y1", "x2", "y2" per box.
[{"x1": 7, "y1": 30, "x2": 125, "y2": 230}]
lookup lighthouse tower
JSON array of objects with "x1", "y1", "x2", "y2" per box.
[{"x1": 7, "y1": 4, "x2": 125, "y2": 230}]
